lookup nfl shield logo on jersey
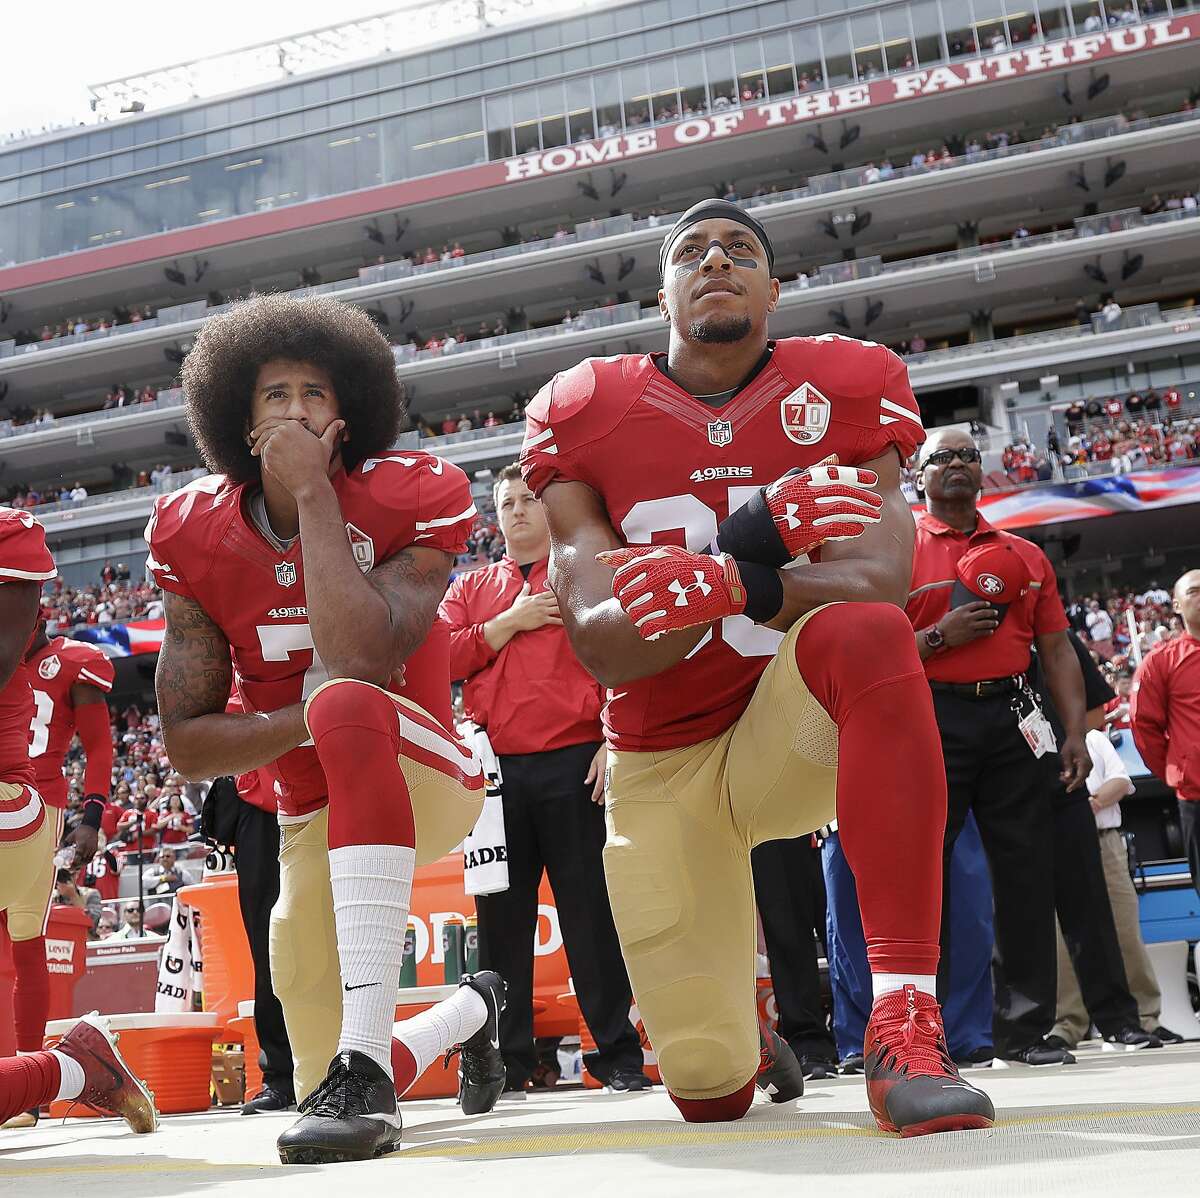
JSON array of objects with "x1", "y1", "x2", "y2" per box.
[
  {"x1": 346, "y1": 523, "x2": 375, "y2": 574},
  {"x1": 780, "y1": 383, "x2": 832, "y2": 446},
  {"x1": 707, "y1": 419, "x2": 733, "y2": 447},
  {"x1": 38, "y1": 654, "x2": 61, "y2": 680},
  {"x1": 275, "y1": 562, "x2": 297, "y2": 588}
]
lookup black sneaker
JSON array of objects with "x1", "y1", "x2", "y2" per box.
[
  {"x1": 1149, "y1": 1025, "x2": 1186, "y2": 1045},
  {"x1": 756, "y1": 1027, "x2": 804, "y2": 1102},
  {"x1": 277, "y1": 1051, "x2": 402, "y2": 1165},
  {"x1": 447, "y1": 970, "x2": 507, "y2": 1116},
  {"x1": 840, "y1": 1053, "x2": 865, "y2": 1075},
  {"x1": 242, "y1": 1084, "x2": 296, "y2": 1115},
  {"x1": 953, "y1": 1046, "x2": 995, "y2": 1069},
  {"x1": 1001, "y1": 1039, "x2": 1076, "y2": 1066},
  {"x1": 798, "y1": 1055, "x2": 839, "y2": 1081},
  {"x1": 1103, "y1": 1027, "x2": 1161, "y2": 1051},
  {"x1": 606, "y1": 1067, "x2": 654, "y2": 1092}
]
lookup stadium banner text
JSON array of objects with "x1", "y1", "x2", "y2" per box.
[{"x1": 503, "y1": 18, "x2": 1194, "y2": 182}]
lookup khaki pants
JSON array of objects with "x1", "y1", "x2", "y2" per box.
[
  {"x1": 0, "y1": 784, "x2": 56, "y2": 939},
  {"x1": 269, "y1": 686, "x2": 484, "y2": 1102},
  {"x1": 1053, "y1": 827, "x2": 1161, "y2": 1044},
  {"x1": 604, "y1": 606, "x2": 840, "y2": 1102}
]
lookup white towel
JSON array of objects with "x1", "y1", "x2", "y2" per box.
[
  {"x1": 154, "y1": 895, "x2": 203, "y2": 1012},
  {"x1": 462, "y1": 724, "x2": 509, "y2": 896}
]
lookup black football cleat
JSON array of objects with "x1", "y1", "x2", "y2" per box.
[
  {"x1": 840, "y1": 1053, "x2": 865, "y2": 1075},
  {"x1": 1103, "y1": 1027, "x2": 1161, "y2": 1051},
  {"x1": 864, "y1": 985, "x2": 995, "y2": 1137},
  {"x1": 755, "y1": 1027, "x2": 805, "y2": 1103},
  {"x1": 277, "y1": 1051, "x2": 402, "y2": 1164},
  {"x1": 242, "y1": 1083, "x2": 296, "y2": 1114},
  {"x1": 606, "y1": 1067, "x2": 654, "y2": 1092},
  {"x1": 798, "y1": 1054, "x2": 839, "y2": 1081},
  {"x1": 55, "y1": 1012, "x2": 158, "y2": 1134},
  {"x1": 447, "y1": 970, "x2": 507, "y2": 1116}
]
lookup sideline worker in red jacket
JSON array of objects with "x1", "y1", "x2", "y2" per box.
[
  {"x1": 439, "y1": 462, "x2": 647, "y2": 1094},
  {"x1": 1131, "y1": 570, "x2": 1200, "y2": 899}
]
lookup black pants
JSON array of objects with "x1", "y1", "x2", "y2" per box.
[
  {"x1": 234, "y1": 799, "x2": 294, "y2": 1096},
  {"x1": 1179, "y1": 799, "x2": 1200, "y2": 901},
  {"x1": 934, "y1": 688, "x2": 1060, "y2": 1054},
  {"x1": 752, "y1": 836, "x2": 837, "y2": 1062},
  {"x1": 476, "y1": 741, "x2": 641, "y2": 1086},
  {"x1": 1053, "y1": 786, "x2": 1140, "y2": 1034}
]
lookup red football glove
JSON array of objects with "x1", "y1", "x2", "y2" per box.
[
  {"x1": 764, "y1": 455, "x2": 883, "y2": 559},
  {"x1": 597, "y1": 545, "x2": 747, "y2": 641}
]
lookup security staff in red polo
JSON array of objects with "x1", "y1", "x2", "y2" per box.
[
  {"x1": 907, "y1": 427, "x2": 1089, "y2": 1065},
  {"x1": 438, "y1": 462, "x2": 648, "y2": 1094}
]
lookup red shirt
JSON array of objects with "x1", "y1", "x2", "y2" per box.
[
  {"x1": 438, "y1": 556, "x2": 602, "y2": 755},
  {"x1": 1165, "y1": 389, "x2": 1182, "y2": 410},
  {"x1": 0, "y1": 508, "x2": 57, "y2": 788},
  {"x1": 1131, "y1": 633, "x2": 1200, "y2": 800},
  {"x1": 25, "y1": 636, "x2": 114, "y2": 808},
  {"x1": 906, "y1": 511, "x2": 1069, "y2": 683},
  {"x1": 145, "y1": 455, "x2": 476, "y2": 818},
  {"x1": 79, "y1": 849, "x2": 122, "y2": 901},
  {"x1": 521, "y1": 337, "x2": 925, "y2": 751}
]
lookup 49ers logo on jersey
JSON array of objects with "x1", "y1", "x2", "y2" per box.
[
  {"x1": 38, "y1": 654, "x2": 61, "y2": 680},
  {"x1": 346, "y1": 523, "x2": 375, "y2": 573},
  {"x1": 780, "y1": 383, "x2": 831, "y2": 446}
]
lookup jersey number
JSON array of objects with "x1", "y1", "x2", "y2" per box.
[
  {"x1": 254, "y1": 624, "x2": 330, "y2": 747},
  {"x1": 29, "y1": 689, "x2": 54, "y2": 758},
  {"x1": 620, "y1": 489, "x2": 785, "y2": 659}
]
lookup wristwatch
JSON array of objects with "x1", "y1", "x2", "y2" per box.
[{"x1": 924, "y1": 624, "x2": 946, "y2": 650}]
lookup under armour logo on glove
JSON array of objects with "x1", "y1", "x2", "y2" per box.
[
  {"x1": 763, "y1": 454, "x2": 883, "y2": 559},
  {"x1": 668, "y1": 573, "x2": 713, "y2": 606},
  {"x1": 597, "y1": 545, "x2": 746, "y2": 640}
]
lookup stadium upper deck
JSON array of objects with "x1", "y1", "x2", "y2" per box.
[{"x1": 1, "y1": 0, "x2": 1197, "y2": 285}]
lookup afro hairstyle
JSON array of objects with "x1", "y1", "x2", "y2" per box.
[{"x1": 181, "y1": 292, "x2": 405, "y2": 483}]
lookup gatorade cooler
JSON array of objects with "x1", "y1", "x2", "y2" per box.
[
  {"x1": 45, "y1": 1011, "x2": 221, "y2": 1115},
  {"x1": 228, "y1": 1000, "x2": 264, "y2": 1099},
  {"x1": 44, "y1": 906, "x2": 93, "y2": 1020},
  {"x1": 178, "y1": 874, "x2": 252, "y2": 1027},
  {"x1": 392, "y1": 983, "x2": 460, "y2": 1100}
]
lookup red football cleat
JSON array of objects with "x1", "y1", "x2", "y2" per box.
[
  {"x1": 864, "y1": 985, "x2": 994, "y2": 1137},
  {"x1": 55, "y1": 1013, "x2": 158, "y2": 1134}
]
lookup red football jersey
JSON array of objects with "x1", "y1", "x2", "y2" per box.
[
  {"x1": 520, "y1": 337, "x2": 925, "y2": 751},
  {"x1": 145, "y1": 454, "x2": 476, "y2": 818},
  {"x1": 0, "y1": 508, "x2": 57, "y2": 785},
  {"x1": 26, "y1": 636, "x2": 115, "y2": 808}
]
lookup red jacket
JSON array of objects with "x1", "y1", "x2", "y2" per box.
[
  {"x1": 438, "y1": 556, "x2": 602, "y2": 756},
  {"x1": 1131, "y1": 633, "x2": 1200, "y2": 800}
]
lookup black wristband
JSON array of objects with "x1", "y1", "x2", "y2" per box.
[
  {"x1": 735, "y1": 559, "x2": 784, "y2": 624},
  {"x1": 81, "y1": 795, "x2": 106, "y2": 830},
  {"x1": 716, "y1": 485, "x2": 791, "y2": 568}
]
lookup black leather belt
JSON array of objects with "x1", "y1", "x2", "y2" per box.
[{"x1": 929, "y1": 675, "x2": 1024, "y2": 699}]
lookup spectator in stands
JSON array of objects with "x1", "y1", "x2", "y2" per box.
[
  {"x1": 53, "y1": 868, "x2": 102, "y2": 934},
  {"x1": 154, "y1": 793, "x2": 193, "y2": 844},
  {"x1": 96, "y1": 909, "x2": 120, "y2": 939},
  {"x1": 1086, "y1": 599, "x2": 1116, "y2": 659},
  {"x1": 111, "y1": 902, "x2": 149, "y2": 940},
  {"x1": 145, "y1": 847, "x2": 185, "y2": 896}
]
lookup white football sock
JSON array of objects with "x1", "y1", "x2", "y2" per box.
[
  {"x1": 393, "y1": 985, "x2": 489, "y2": 1086},
  {"x1": 872, "y1": 973, "x2": 937, "y2": 1001},
  {"x1": 50, "y1": 1050, "x2": 85, "y2": 1101},
  {"x1": 330, "y1": 843, "x2": 416, "y2": 1077}
]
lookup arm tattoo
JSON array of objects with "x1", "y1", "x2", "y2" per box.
[
  {"x1": 156, "y1": 591, "x2": 233, "y2": 730},
  {"x1": 369, "y1": 547, "x2": 454, "y2": 665}
]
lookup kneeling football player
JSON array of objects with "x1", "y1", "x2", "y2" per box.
[
  {"x1": 148, "y1": 295, "x2": 506, "y2": 1163},
  {"x1": 521, "y1": 200, "x2": 994, "y2": 1136}
]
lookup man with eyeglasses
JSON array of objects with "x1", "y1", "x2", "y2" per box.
[
  {"x1": 907, "y1": 427, "x2": 1090, "y2": 1066},
  {"x1": 111, "y1": 901, "x2": 147, "y2": 940}
]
